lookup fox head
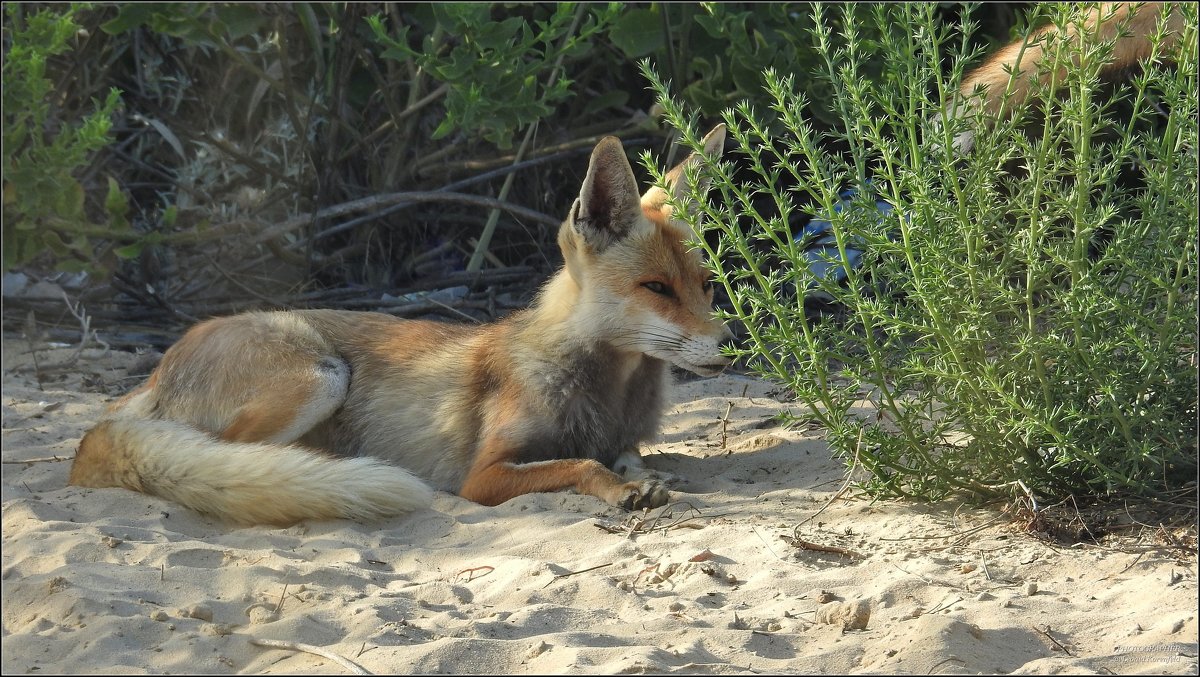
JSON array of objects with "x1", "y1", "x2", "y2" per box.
[{"x1": 556, "y1": 125, "x2": 733, "y2": 376}]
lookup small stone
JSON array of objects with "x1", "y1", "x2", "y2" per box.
[
  {"x1": 668, "y1": 601, "x2": 685, "y2": 612},
  {"x1": 183, "y1": 604, "x2": 213, "y2": 622},
  {"x1": 526, "y1": 640, "x2": 550, "y2": 659},
  {"x1": 101, "y1": 536, "x2": 123, "y2": 548},
  {"x1": 816, "y1": 600, "x2": 870, "y2": 630},
  {"x1": 1000, "y1": 599, "x2": 1014, "y2": 609},
  {"x1": 765, "y1": 621, "x2": 782, "y2": 632},
  {"x1": 149, "y1": 610, "x2": 169, "y2": 622},
  {"x1": 975, "y1": 592, "x2": 995, "y2": 601},
  {"x1": 1025, "y1": 582, "x2": 1038, "y2": 596},
  {"x1": 202, "y1": 624, "x2": 233, "y2": 637},
  {"x1": 960, "y1": 563, "x2": 977, "y2": 574},
  {"x1": 248, "y1": 606, "x2": 278, "y2": 625}
]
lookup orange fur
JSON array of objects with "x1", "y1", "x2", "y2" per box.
[
  {"x1": 944, "y1": 2, "x2": 1186, "y2": 153},
  {"x1": 962, "y1": 2, "x2": 1182, "y2": 117}
]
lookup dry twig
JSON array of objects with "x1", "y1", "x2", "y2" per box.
[
  {"x1": 249, "y1": 638, "x2": 371, "y2": 675},
  {"x1": 541, "y1": 562, "x2": 613, "y2": 589},
  {"x1": 1032, "y1": 624, "x2": 1073, "y2": 656},
  {"x1": 454, "y1": 566, "x2": 495, "y2": 583},
  {"x1": 781, "y1": 535, "x2": 865, "y2": 560},
  {"x1": 2, "y1": 455, "x2": 75, "y2": 465}
]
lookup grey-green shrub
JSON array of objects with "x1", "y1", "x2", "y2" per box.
[{"x1": 647, "y1": 2, "x2": 1198, "y2": 502}]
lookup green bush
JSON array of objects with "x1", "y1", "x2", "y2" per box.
[
  {"x1": 649, "y1": 2, "x2": 1198, "y2": 502},
  {"x1": 2, "y1": 3, "x2": 127, "y2": 274},
  {"x1": 367, "y1": 3, "x2": 620, "y2": 149}
]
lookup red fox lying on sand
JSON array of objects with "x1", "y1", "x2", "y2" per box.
[
  {"x1": 69, "y1": 126, "x2": 733, "y2": 526},
  {"x1": 69, "y1": 2, "x2": 1185, "y2": 526}
]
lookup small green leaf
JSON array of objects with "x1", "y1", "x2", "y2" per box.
[
  {"x1": 582, "y1": 90, "x2": 629, "y2": 117},
  {"x1": 431, "y1": 116, "x2": 455, "y2": 140},
  {"x1": 474, "y1": 17, "x2": 524, "y2": 51},
  {"x1": 609, "y1": 8, "x2": 664, "y2": 59},
  {"x1": 114, "y1": 241, "x2": 144, "y2": 259},
  {"x1": 42, "y1": 230, "x2": 69, "y2": 255},
  {"x1": 104, "y1": 177, "x2": 129, "y2": 223},
  {"x1": 100, "y1": 4, "x2": 165, "y2": 34},
  {"x1": 215, "y1": 4, "x2": 265, "y2": 40},
  {"x1": 54, "y1": 180, "x2": 85, "y2": 220},
  {"x1": 433, "y1": 3, "x2": 490, "y2": 29}
]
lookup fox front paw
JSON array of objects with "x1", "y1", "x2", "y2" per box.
[
  {"x1": 617, "y1": 479, "x2": 670, "y2": 511},
  {"x1": 612, "y1": 450, "x2": 682, "y2": 487}
]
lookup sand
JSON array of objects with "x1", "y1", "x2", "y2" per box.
[{"x1": 2, "y1": 343, "x2": 1197, "y2": 675}]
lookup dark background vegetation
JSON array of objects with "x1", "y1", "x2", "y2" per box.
[{"x1": 2, "y1": 2, "x2": 1031, "y2": 350}]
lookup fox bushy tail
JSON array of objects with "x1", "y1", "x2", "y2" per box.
[{"x1": 69, "y1": 416, "x2": 433, "y2": 526}]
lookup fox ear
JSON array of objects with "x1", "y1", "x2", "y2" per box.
[
  {"x1": 640, "y1": 124, "x2": 726, "y2": 232},
  {"x1": 569, "y1": 136, "x2": 645, "y2": 252}
]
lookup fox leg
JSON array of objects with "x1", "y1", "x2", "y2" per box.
[
  {"x1": 459, "y1": 454, "x2": 669, "y2": 510},
  {"x1": 220, "y1": 356, "x2": 349, "y2": 444}
]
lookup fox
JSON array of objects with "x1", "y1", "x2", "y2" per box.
[
  {"x1": 68, "y1": 125, "x2": 734, "y2": 527},
  {"x1": 944, "y1": 1, "x2": 1185, "y2": 153}
]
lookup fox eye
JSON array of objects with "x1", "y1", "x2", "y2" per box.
[
  {"x1": 701, "y1": 279, "x2": 714, "y2": 294},
  {"x1": 642, "y1": 281, "x2": 674, "y2": 297}
]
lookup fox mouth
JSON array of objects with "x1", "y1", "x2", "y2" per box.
[{"x1": 673, "y1": 358, "x2": 731, "y2": 377}]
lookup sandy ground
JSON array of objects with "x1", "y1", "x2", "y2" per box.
[{"x1": 2, "y1": 342, "x2": 1197, "y2": 675}]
